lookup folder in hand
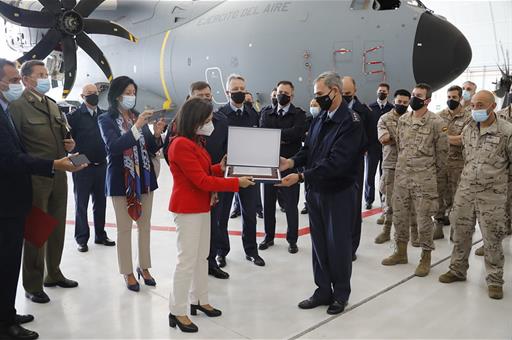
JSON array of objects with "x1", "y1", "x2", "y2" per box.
[{"x1": 24, "y1": 206, "x2": 58, "y2": 248}]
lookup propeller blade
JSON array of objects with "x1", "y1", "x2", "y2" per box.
[
  {"x1": 83, "y1": 19, "x2": 138, "y2": 43},
  {"x1": 0, "y1": 1, "x2": 55, "y2": 28},
  {"x1": 62, "y1": 0, "x2": 76, "y2": 10},
  {"x1": 17, "y1": 29, "x2": 62, "y2": 64},
  {"x1": 74, "y1": 0, "x2": 105, "y2": 18},
  {"x1": 76, "y1": 32, "x2": 113, "y2": 82},
  {"x1": 38, "y1": 0, "x2": 61, "y2": 13},
  {"x1": 62, "y1": 34, "x2": 77, "y2": 98}
]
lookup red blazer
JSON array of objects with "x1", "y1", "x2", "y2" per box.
[{"x1": 168, "y1": 136, "x2": 239, "y2": 213}]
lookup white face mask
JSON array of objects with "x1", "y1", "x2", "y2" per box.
[
  {"x1": 119, "y1": 95, "x2": 136, "y2": 110},
  {"x1": 1, "y1": 83, "x2": 24, "y2": 102},
  {"x1": 197, "y1": 120, "x2": 215, "y2": 136},
  {"x1": 310, "y1": 106, "x2": 321, "y2": 118}
]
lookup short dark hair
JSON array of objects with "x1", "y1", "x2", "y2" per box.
[
  {"x1": 108, "y1": 76, "x2": 138, "y2": 111},
  {"x1": 20, "y1": 60, "x2": 45, "y2": 78},
  {"x1": 277, "y1": 80, "x2": 294, "y2": 90},
  {"x1": 175, "y1": 97, "x2": 213, "y2": 141},
  {"x1": 0, "y1": 58, "x2": 15, "y2": 79},
  {"x1": 394, "y1": 89, "x2": 411, "y2": 98},
  {"x1": 447, "y1": 85, "x2": 462, "y2": 97},
  {"x1": 189, "y1": 81, "x2": 211, "y2": 94},
  {"x1": 414, "y1": 83, "x2": 432, "y2": 99},
  {"x1": 378, "y1": 82, "x2": 390, "y2": 90},
  {"x1": 271, "y1": 87, "x2": 277, "y2": 92}
]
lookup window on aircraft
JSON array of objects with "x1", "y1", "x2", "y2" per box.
[
  {"x1": 350, "y1": 0, "x2": 401, "y2": 11},
  {"x1": 406, "y1": 0, "x2": 428, "y2": 9}
]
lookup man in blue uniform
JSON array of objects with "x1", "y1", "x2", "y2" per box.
[
  {"x1": 279, "y1": 71, "x2": 366, "y2": 314},
  {"x1": 259, "y1": 80, "x2": 306, "y2": 254},
  {"x1": 216, "y1": 74, "x2": 265, "y2": 267}
]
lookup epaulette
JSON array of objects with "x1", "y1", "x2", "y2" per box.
[{"x1": 46, "y1": 96, "x2": 56, "y2": 104}]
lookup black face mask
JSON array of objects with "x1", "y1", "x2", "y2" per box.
[
  {"x1": 315, "y1": 89, "x2": 335, "y2": 112},
  {"x1": 277, "y1": 93, "x2": 291, "y2": 106},
  {"x1": 84, "y1": 93, "x2": 99, "y2": 107},
  {"x1": 230, "y1": 91, "x2": 245, "y2": 104},
  {"x1": 409, "y1": 96, "x2": 425, "y2": 111},
  {"x1": 342, "y1": 95, "x2": 353, "y2": 104},
  {"x1": 271, "y1": 97, "x2": 278, "y2": 107},
  {"x1": 378, "y1": 92, "x2": 388, "y2": 101},
  {"x1": 447, "y1": 99, "x2": 460, "y2": 111},
  {"x1": 395, "y1": 104, "x2": 408, "y2": 115}
]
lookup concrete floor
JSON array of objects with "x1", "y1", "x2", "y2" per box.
[{"x1": 14, "y1": 160, "x2": 512, "y2": 339}]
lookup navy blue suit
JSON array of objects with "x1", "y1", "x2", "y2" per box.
[
  {"x1": 67, "y1": 104, "x2": 108, "y2": 245},
  {"x1": 292, "y1": 101, "x2": 366, "y2": 303},
  {"x1": 216, "y1": 103, "x2": 260, "y2": 257},
  {"x1": 0, "y1": 102, "x2": 53, "y2": 328}
]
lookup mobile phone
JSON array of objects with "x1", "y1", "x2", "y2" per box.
[
  {"x1": 148, "y1": 109, "x2": 166, "y2": 123},
  {"x1": 69, "y1": 154, "x2": 90, "y2": 166}
]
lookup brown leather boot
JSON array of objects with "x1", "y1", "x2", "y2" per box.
[
  {"x1": 376, "y1": 214, "x2": 385, "y2": 225},
  {"x1": 414, "y1": 250, "x2": 431, "y2": 277},
  {"x1": 374, "y1": 224, "x2": 391, "y2": 244},
  {"x1": 488, "y1": 285, "x2": 503, "y2": 299},
  {"x1": 382, "y1": 241, "x2": 408, "y2": 265},
  {"x1": 475, "y1": 245, "x2": 484, "y2": 256},
  {"x1": 439, "y1": 270, "x2": 466, "y2": 283}
]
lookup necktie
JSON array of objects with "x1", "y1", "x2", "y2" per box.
[
  {"x1": 236, "y1": 109, "x2": 242, "y2": 116},
  {"x1": 278, "y1": 109, "x2": 284, "y2": 117}
]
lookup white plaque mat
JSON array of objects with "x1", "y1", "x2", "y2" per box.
[{"x1": 232, "y1": 166, "x2": 272, "y2": 176}]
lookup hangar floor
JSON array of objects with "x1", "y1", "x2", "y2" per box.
[{"x1": 14, "y1": 160, "x2": 512, "y2": 339}]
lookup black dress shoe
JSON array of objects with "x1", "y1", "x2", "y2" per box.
[
  {"x1": 257, "y1": 211, "x2": 263, "y2": 219},
  {"x1": 95, "y1": 237, "x2": 116, "y2": 246},
  {"x1": 246, "y1": 254, "x2": 265, "y2": 266},
  {"x1": 208, "y1": 266, "x2": 229, "y2": 279},
  {"x1": 168, "y1": 313, "x2": 198, "y2": 333},
  {"x1": 258, "y1": 239, "x2": 274, "y2": 250},
  {"x1": 44, "y1": 278, "x2": 78, "y2": 288},
  {"x1": 216, "y1": 255, "x2": 227, "y2": 268},
  {"x1": 190, "y1": 304, "x2": 222, "y2": 317},
  {"x1": 230, "y1": 211, "x2": 240, "y2": 219},
  {"x1": 298, "y1": 296, "x2": 332, "y2": 309},
  {"x1": 301, "y1": 206, "x2": 308, "y2": 214},
  {"x1": 280, "y1": 207, "x2": 286, "y2": 213},
  {"x1": 352, "y1": 254, "x2": 357, "y2": 262},
  {"x1": 288, "y1": 243, "x2": 298, "y2": 254},
  {"x1": 77, "y1": 244, "x2": 88, "y2": 252},
  {"x1": 25, "y1": 291, "x2": 49, "y2": 304},
  {"x1": 327, "y1": 300, "x2": 347, "y2": 315},
  {"x1": 1, "y1": 324, "x2": 39, "y2": 340},
  {"x1": 14, "y1": 315, "x2": 34, "y2": 324},
  {"x1": 365, "y1": 203, "x2": 372, "y2": 210}
]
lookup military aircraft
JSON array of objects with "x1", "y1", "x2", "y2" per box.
[{"x1": 0, "y1": 0, "x2": 472, "y2": 111}]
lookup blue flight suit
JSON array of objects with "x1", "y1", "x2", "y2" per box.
[
  {"x1": 217, "y1": 103, "x2": 261, "y2": 257},
  {"x1": 292, "y1": 101, "x2": 366, "y2": 303}
]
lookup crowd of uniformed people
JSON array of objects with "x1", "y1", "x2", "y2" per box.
[{"x1": 1, "y1": 56, "x2": 512, "y2": 338}]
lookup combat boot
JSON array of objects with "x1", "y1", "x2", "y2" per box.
[
  {"x1": 410, "y1": 225, "x2": 420, "y2": 247},
  {"x1": 439, "y1": 271, "x2": 466, "y2": 283},
  {"x1": 382, "y1": 241, "x2": 408, "y2": 265},
  {"x1": 433, "y1": 222, "x2": 444, "y2": 240},
  {"x1": 374, "y1": 223, "x2": 391, "y2": 244},
  {"x1": 376, "y1": 214, "x2": 385, "y2": 225},
  {"x1": 488, "y1": 285, "x2": 503, "y2": 299},
  {"x1": 475, "y1": 245, "x2": 484, "y2": 256},
  {"x1": 414, "y1": 250, "x2": 431, "y2": 277}
]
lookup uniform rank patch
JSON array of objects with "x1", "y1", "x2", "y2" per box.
[{"x1": 352, "y1": 112, "x2": 360, "y2": 122}]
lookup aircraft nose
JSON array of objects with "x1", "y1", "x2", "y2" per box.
[{"x1": 412, "y1": 12, "x2": 472, "y2": 90}]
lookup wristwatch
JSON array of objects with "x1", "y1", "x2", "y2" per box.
[{"x1": 298, "y1": 172, "x2": 305, "y2": 183}]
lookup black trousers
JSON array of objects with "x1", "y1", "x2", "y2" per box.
[
  {"x1": 353, "y1": 156, "x2": 364, "y2": 256},
  {"x1": 0, "y1": 215, "x2": 26, "y2": 327},
  {"x1": 208, "y1": 193, "x2": 224, "y2": 269},
  {"x1": 263, "y1": 172, "x2": 299, "y2": 243},
  {"x1": 307, "y1": 185, "x2": 356, "y2": 303},
  {"x1": 72, "y1": 164, "x2": 107, "y2": 245},
  {"x1": 364, "y1": 143, "x2": 383, "y2": 205},
  {"x1": 217, "y1": 186, "x2": 259, "y2": 256},
  {"x1": 232, "y1": 185, "x2": 263, "y2": 213}
]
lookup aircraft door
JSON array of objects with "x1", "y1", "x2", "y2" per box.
[
  {"x1": 332, "y1": 41, "x2": 354, "y2": 72},
  {"x1": 205, "y1": 67, "x2": 229, "y2": 105}
]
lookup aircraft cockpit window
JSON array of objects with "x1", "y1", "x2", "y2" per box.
[
  {"x1": 406, "y1": 0, "x2": 428, "y2": 9},
  {"x1": 350, "y1": 0, "x2": 401, "y2": 11}
]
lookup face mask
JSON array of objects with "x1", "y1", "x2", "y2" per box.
[
  {"x1": 378, "y1": 92, "x2": 387, "y2": 101},
  {"x1": 342, "y1": 95, "x2": 353, "y2": 104},
  {"x1": 271, "y1": 97, "x2": 278, "y2": 107},
  {"x1": 447, "y1": 99, "x2": 460, "y2": 111},
  {"x1": 277, "y1": 93, "x2": 291, "y2": 106},
  {"x1": 84, "y1": 93, "x2": 99, "y2": 107},
  {"x1": 472, "y1": 109, "x2": 489, "y2": 123},
  {"x1": 409, "y1": 96, "x2": 425, "y2": 111},
  {"x1": 119, "y1": 95, "x2": 136, "y2": 110},
  {"x1": 230, "y1": 91, "x2": 245, "y2": 105},
  {"x1": 394, "y1": 104, "x2": 408, "y2": 115},
  {"x1": 196, "y1": 120, "x2": 215, "y2": 136},
  {"x1": 1, "y1": 83, "x2": 23, "y2": 102},
  {"x1": 462, "y1": 90, "x2": 471, "y2": 101},
  {"x1": 35, "y1": 78, "x2": 50, "y2": 94},
  {"x1": 310, "y1": 107, "x2": 321, "y2": 118},
  {"x1": 315, "y1": 89, "x2": 335, "y2": 111}
]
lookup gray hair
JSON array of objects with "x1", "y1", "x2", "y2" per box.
[
  {"x1": 314, "y1": 71, "x2": 342, "y2": 90},
  {"x1": 20, "y1": 60, "x2": 45, "y2": 78},
  {"x1": 0, "y1": 58, "x2": 16, "y2": 79},
  {"x1": 225, "y1": 73, "x2": 245, "y2": 91}
]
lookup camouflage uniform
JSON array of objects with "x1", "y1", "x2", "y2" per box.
[
  {"x1": 448, "y1": 117, "x2": 512, "y2": 286},
  {"x1": 435, "y1": 107, "x2": 472, "y2": 220},
  {"x1": 496, "y1": 104, "x2": 512, "y2": 236},
  {"x1": 392, "y1": 111, "x2": 447, "y2": 250}
]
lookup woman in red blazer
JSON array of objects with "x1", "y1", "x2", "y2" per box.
[{"x1": 167, "y1": 98, "x2": 254, "y2": 333}]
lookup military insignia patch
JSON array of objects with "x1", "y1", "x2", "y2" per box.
[
  {"x1": 352, "y1": 112, "x2": 360, "y2": 122},
  {"x1": 442, "y1": 127, "x2": 448, "y2": 132}
]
